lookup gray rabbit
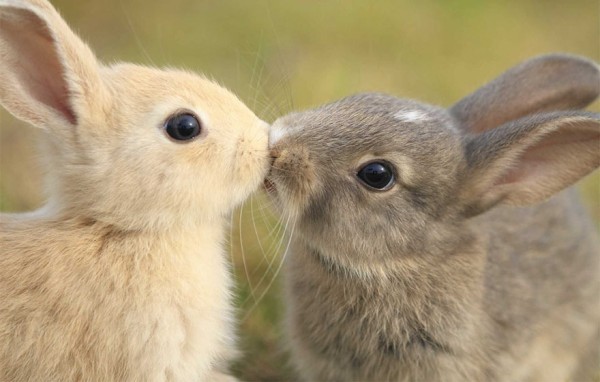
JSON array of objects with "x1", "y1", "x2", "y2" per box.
[{"x1": 266, "y1": 54, "x2": 600, "y2": 382}]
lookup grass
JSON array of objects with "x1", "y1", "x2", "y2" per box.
[{"x1": 0, "y1": 0, "x2": 598, "y2": 380}]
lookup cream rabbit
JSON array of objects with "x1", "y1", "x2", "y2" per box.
[
  {"x1": 267, "y1": 54, "x2": 600, "y2": 381},
  {"x1": 0, "y1": 0, "x2": 269, "y2": 380}
]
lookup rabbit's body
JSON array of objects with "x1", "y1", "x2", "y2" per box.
[
  {"x1": 285, "y1": 190, "x2": 599, "y2": 382},
  {"x1": 0, "y1": 0, "x2": 269, "y2": 380},
  {"x1": 268, "y1": 55, "x2": 600, "y2": 381},
  {"x1": 479, "y1": 191, "x2": 600, "y2": 381},
  {"x1": 0, "y1": 215, "x2": 234, "y2": 381}
]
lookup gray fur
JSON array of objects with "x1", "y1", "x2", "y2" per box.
[
  {"x1": 451, "y1": 53, "x2": 600, "y2": 133},
  {"x1": 267, "y1": 53, "x2": 600, "y2": 381}
]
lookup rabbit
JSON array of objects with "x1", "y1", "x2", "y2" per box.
[
  {"x1": 266, "y1": 53, "x2": 600, "y2": 382},
  {"x1": 0, "y1": 0, "x2": 270, "y2": 380}
]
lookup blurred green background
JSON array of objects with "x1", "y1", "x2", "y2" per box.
[{"x1": 0, "y1": 0, "x2": 598, "y2": 380}]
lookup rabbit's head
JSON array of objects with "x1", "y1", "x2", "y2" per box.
[
  {"x1": 0, "y1": 0, "x2": 269, "y2": 231},
  {"x1": 267, "y1": 54, "x2": 600, "y2": 275}
]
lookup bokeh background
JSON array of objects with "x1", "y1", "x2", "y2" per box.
[{"x1": 0, "y1": 0, "x2": 598, "y2": 380}]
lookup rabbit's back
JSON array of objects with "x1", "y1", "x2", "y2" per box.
[{"x1": 477, "y1": 189, "x2": 600, "y2": 380}]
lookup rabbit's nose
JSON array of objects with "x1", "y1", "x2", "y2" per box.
[
  {"x1": 264, "y1": 148, "x2": 282, "y2": 194},
  {"x1": 270, "y1": 147, "x2": 281, "y2": 162},
  {"x1": 270, "y1": 147, "x2": 291, "y2": 169},
  {"x1": 269, "y1": 148, "x2": 282, "y2": 173}
]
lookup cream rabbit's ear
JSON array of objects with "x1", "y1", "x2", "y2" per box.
[{"x1": 0, "y1": 0, "x2": 105, "y2": 129}]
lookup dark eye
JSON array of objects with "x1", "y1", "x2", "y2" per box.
[
  {"x1": 357, "y1": 162, "x2": 395, "y2": 190},
  {"x1": 164, "y1": 113, "x2": 201, "y2": 141}
]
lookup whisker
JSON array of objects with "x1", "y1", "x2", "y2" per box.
[
  {"x1": 248, "y1": 45, "x2": 265, "y2": 114},
  {"x1": 246, "y1": 206, "x2": 277, "y2": 278},
  {"x1": 238, "y1": 203, "x2": 256, "y2": 302},
  {"x1": 227, "y1": 212, "x2": 238, "y2": 297},
  {"x1": 263, "y1": 0, "x2": 295, "y2": 115},
  {"x1": 243, "y1": 50, "x2": 293, "y2": 123},
  {"x1": 250, "y1": 195, "x2": 270, "y2": 270},
  {"x1": 250, "y1": 212, "x2": 290, "y2": 292},
  {"x1": 268, "y1": 165, "x2": 299, "y2": 175},
  {"x1": 119, "y1": 5, "x2": 156, "y2": 67},
  {"x1": 239, "y1": 210, "x2": 288, "y2": 308},
  {"x1": 249, "y1": 194, "x2": 281, "y2": 260},
  {"x1": 242, "y1": 215, "x2": 296, "y2": 321}
]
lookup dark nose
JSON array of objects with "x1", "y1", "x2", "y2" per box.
[
  {"x1": 270, "y1": 148, "x2": 281, "y2": 165},
  {"x1": 264, "y1": 148, "x2": 280, "y2": 193}
]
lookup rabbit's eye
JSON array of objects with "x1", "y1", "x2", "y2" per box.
[
  {"x1": 164, "y1": 113, "x2": 201, "y2": 141},
  {"x1": 357, "y1": 161, "x2": 395, "y2": 191}
]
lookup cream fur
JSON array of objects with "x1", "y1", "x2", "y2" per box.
[{"x1": 0, "y1": 0, "x2": 269, "y2": 380}]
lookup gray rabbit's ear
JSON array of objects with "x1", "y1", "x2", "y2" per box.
[
  {"x1": 450, "y1": 54, "x2": 599, "y2": 133},
  {"x1": 459, "y1": 111, "x2": 599, "y2": 217},
  {"x1": 0, "y1": 0, "x2": 104, "y2": 129}
]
